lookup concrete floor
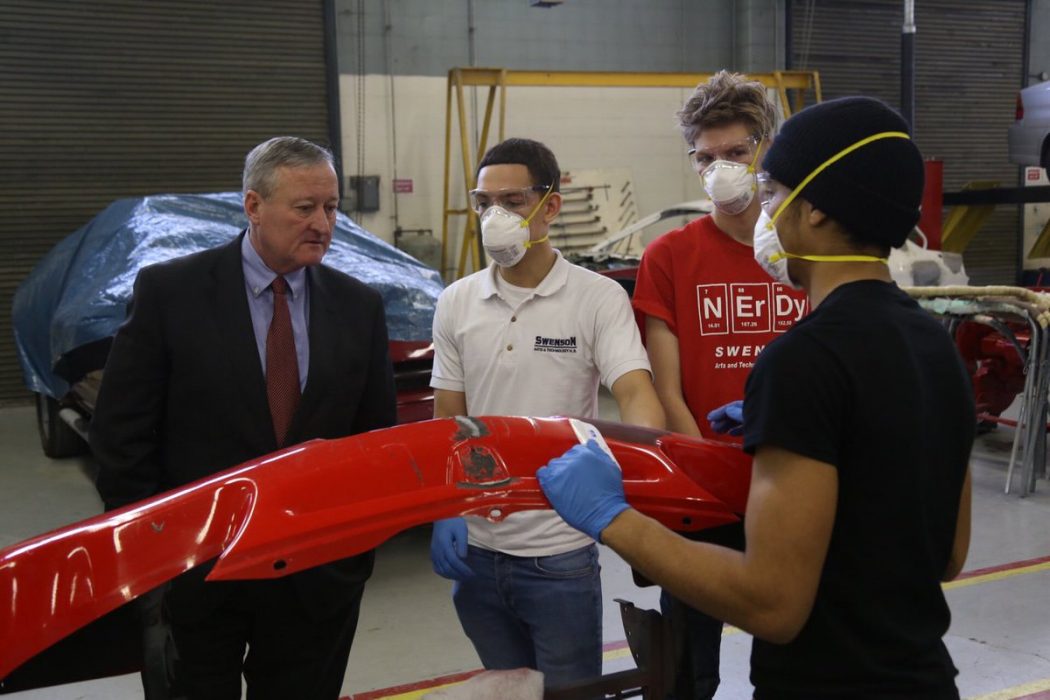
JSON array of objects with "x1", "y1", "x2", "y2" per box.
[{"x1": 2, "y1": 399, "x2": 1050, "y2": 699}]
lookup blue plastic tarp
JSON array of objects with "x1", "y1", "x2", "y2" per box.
[{"x1": 13, "y1": 192, "x2": 444, "y2": 398}]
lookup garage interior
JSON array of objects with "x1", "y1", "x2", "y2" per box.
[{"x1": 3, "y1": 0, "x2": 1050, "y2": 698}]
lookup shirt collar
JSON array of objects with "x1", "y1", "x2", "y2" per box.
[
  {"x1": 478, "y1": 250, "x2": 569, "y2": 301},
  {"x1": 241, "y1": 232, "x2": 307, "y2": 299}
]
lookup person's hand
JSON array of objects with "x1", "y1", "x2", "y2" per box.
[
  {"x1": 536, "y1": 440, "x2": 629, "y2": 542},
  {"x1": 430, "y1": 518, "x2": 474, "y2": 580},
  {"x1": 707, "y1": 400, "x2": 744, "y2": 436}
]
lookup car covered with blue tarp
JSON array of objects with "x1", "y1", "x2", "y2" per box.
[{"x1": 13, "y1": 192, "x2": 443, "y2": 456}]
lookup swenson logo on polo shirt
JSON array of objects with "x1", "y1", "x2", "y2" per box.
[{"x1": 534, "y1": 335, "x2": 577, "y2": 353}]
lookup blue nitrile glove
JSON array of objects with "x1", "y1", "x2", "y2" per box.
[
  {"x1": 430, "y1": 518, "x2": 474, "y2": 580},
  {"x1": 536, "y1": 440, "x2": 629, "y2": 542},
  {"x1": 707, "y1": 399, "x2": 744, "y2": 436}
]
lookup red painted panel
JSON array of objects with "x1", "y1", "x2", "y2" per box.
[{"x1": 0, "y1": 416, "x2": 750, "y2": 682}]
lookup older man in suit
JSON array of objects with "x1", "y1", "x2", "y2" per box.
[{"x1": 90, "y1": 136, "x2": 397, "y2": 699}]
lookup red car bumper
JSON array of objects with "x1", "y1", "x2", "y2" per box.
[{"x1": 0, "y1": 416, "x2": 750, "y2": 686}]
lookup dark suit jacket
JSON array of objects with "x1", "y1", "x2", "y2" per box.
[{"x1": 90, "y1": 232, "x2": 397, "y2": 619}]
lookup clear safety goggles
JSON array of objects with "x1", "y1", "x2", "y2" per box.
[
  {"x1": 756, "y1": 171, "x2": 779, "y2": 213},
  {"x1": 688, "y1": 134, "x2": 762, "y2": 175},
  {"x1": 469, "y1": 185, "x2": 552, "y2": 215}
]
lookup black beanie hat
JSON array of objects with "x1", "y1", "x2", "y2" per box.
[{"x1": 761, "y1": 96, "x2": 924, "y2": 248}]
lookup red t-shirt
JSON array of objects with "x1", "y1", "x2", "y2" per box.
[{"x1": 633, "y1": 215, "x2": 809, "y2": 441}]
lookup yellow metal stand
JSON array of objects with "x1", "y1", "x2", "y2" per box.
[
  {"x1": 440, "y1": 67, "x2": 822, "y2": 281},
  {"x1": 941, "y1": 181, "x2": 1001, "y2": 254}
]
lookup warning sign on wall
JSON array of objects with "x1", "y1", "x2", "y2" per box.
[
  {"x1": 1023, "y1": 167, "x2": 1050, "y2": 269},
  {"x1": 393, "y1": 179, "x2": 413, "y2": 193}
]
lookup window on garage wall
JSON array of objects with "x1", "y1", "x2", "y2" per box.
[
  {"x1": 0, "y1": 0, "x2": 336, "y2": 402},
  {"x1": 789, "y1": 0, "x2": 1025, "y2": 285}
]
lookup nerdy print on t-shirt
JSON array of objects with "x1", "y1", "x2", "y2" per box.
[
  {"x1": 698, "y1": 282, "x2": 808, "y2": 370},
  {"x1": 632, "y1": 215, "x2": 810, "y2": 441}
]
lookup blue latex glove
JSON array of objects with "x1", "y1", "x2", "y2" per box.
[
  {"x1": 707, "y1": 399, "x2": 744, "y2": 436},
  {"x1": 536, "y1": 440, "x2": 630, "y2": 542},
  {"x1": 430, "y1": 517, "x2": 474, "y2": 580}
]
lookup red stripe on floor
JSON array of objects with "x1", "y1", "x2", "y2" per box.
[
  {"x1": 343, "y1": 640, "x2": 631, "y2": 699},
  {"x1": 956, "y1": 554, "x2": 1050, "y2": 580},
  {"x1": 345, "y1": 669, "x2": 482, "y2": 699}
]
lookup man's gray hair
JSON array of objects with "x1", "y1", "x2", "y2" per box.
[{"x1": 242, "y1": 136, "x2": 335, "y2": 197}]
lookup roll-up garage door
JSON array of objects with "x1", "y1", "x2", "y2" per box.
[
  {"x1": 0, "y1": 0, "x2": 333, "y2": 402},
  {"x1": 790, "y1": 0, "x2": 1025, "y2": 285}
]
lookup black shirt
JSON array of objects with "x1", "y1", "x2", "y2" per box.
[{"x1": 743, "y1": 280, "x2": 975, "y2": 699}]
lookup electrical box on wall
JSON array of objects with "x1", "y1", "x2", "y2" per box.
[{"x1": 346, "y1": 176, "x2": 380, "y2": 213}]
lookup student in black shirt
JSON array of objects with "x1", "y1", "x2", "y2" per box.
[{"x1": 537, "y1": 96, "x2": 975, "y2": 699}]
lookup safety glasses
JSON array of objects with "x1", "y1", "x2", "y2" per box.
[
  {"x1": 468, "y1": 185, "x2": 552, "y2": 215},
  {"x1": 687, "y1": 135, "x2": 761, "y2": 175},
  {"x1": 756, "y1": 172, "x2": 780, "y2": 214}
]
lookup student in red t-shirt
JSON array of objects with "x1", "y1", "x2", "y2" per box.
[{"x1": 632, "y1": 71, "x2": 808, "y2": 699}]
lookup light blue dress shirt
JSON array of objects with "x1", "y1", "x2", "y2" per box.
[{"x1": 241, "y1": 233, "x2": 309, "y2": 392}]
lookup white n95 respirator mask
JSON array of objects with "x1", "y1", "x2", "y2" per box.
[
  {"x1": 479, "y1": 186, "x2": 553, "y2": 267},
  {"x1": 480, "y1": 206, "x2": 533, "y2": 267},
  {"x1": 703, "y1": 160, "x2": 757, "y2": 216},
  {"x1": 753, "y1": 209, "x2": 799, "y2": 289},
  {"x1": 753, "y1": 203, "x2": 891, "y2": 291}
]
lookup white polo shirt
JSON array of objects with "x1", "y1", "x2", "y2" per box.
[{"x1": 430, "y1": 250, "x2": 652, "y2": 556}]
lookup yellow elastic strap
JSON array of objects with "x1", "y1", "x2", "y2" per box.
[
  {"x1": 769, "y1": 131, "x2": 911, "y2": 225},
  {"x1": 746, "y1": 135, "x2": 764, "y2": 175},
  {"x1": 523, "y1": 234, "x2": 549, "y2": 249},
  {"x1": 770, "y1": 252, "x2": 888, "y2": 264},
  {"x1": 520, "y1": 182, "x2": 557, "y2": 228}
]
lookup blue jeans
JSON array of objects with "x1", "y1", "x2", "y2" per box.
[{"x1": 452, "y1": 544, "x2": 602, "y2": 688}]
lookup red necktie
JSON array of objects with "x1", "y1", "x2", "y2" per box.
[{"x1": 267, "y1": 276, "x2": 300, "y2": 447}]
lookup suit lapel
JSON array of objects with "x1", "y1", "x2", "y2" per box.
[{"x1": 210, "y1": 233, "x2": 272, "y2": 442}]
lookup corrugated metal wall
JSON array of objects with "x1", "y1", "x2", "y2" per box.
[
  {"x1": 0, "y1": 0, "x2": 332, "y2": 403},
  {"x1": 790, "y1": 0, "x2": 1025, "y2": 285}
]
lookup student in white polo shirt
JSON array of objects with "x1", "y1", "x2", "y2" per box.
[{"x1": 429, "y1": 137, "x2": 666, "y2": 690}]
